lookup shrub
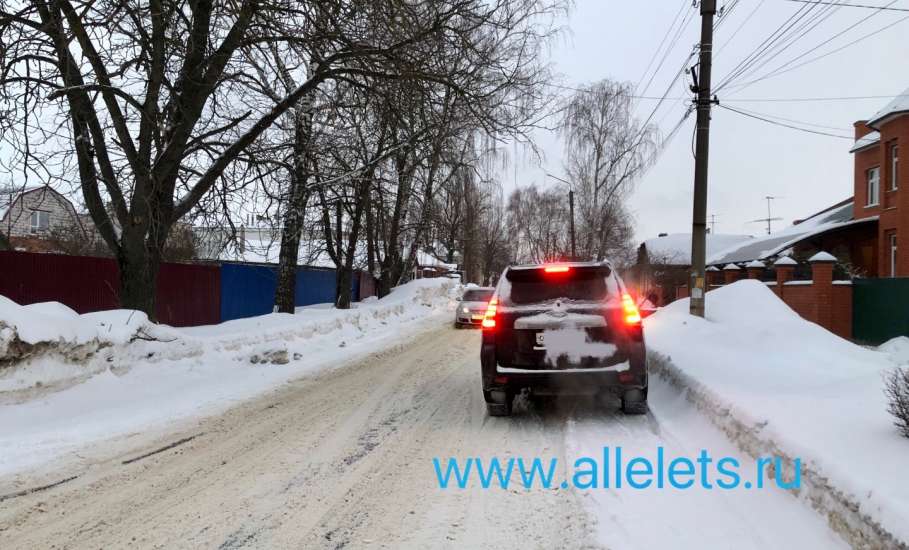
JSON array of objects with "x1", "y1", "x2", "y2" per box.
[{"x1": 884, "y1": 367, "x2": 909, "y2": 438}]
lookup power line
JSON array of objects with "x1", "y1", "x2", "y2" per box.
[
  {"x1": 715, "y1": 0, "x2": 767, "y2": 58},
  {"x1": 547, "y1": 83, "x2": 909, "y2": 103},
  {"x1": 634, "y1": 1, "x2": 690, "y2": 97},
  {"x1": 716, "y1": 0, "x2": 847, "y2": 90},
  {"x1": 727, "y1": 10, "x2": 909, "y2": 90},
  {"x1": 718, "y1": 103, "x2": 855, "y2": 139},
  {"x1": 784, "y1": 0, "x2": 909, "y2": 11},
  {"x1": 716, "y1": 0, "x2": 850, "y2": 92},
  {"x1": 713, "y1": 1, "x2": 822, "y2": 91},
  {"x1": 720, "y1": 104, "x2": 854, "y2": 131}
]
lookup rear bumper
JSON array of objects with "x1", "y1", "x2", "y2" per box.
[
  {"x1": 481, "y1": 343, "x2": 647, "y2": 394},
  {"x1": 456, "y1": 315, "x2": 484, "y2": 326}
]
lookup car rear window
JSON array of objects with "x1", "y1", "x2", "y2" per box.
[
  {"x1": 463, "y1": 289, "x2": 494, "y2": 302},
  {"x1": 504, "y1": 266, "x2": 611, "y2": 304}
]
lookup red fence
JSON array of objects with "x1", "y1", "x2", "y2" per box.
[{"x1": 0, "y1": 251, "x2": 220, "y2": 326}]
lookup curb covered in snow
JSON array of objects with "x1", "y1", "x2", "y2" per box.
[{"x1": 650, "y1": 351, "x2": 907, "y2": 550}]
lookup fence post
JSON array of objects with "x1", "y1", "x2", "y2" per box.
[
  {"x1": 745, "y1": 260, "x2": 765, "y2": 280},
  {"x1": 809, "y1": 251, "x2": 836, "y2": 332},
  {"x1": 706, "y1": 265, "x2": 721, "y2": 287},
  {"x1": 774, "y1": 256, "x2": 797, "y2": 298},
  {"x1": 723, "y1": 263, "x2": 740, "y2": 284}
]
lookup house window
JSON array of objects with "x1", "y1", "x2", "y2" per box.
[
  {"x1": 891, "y1": 233, "x2": 898, "y2": 278},
  {"x1": 891, "y1": 143, "x2": 899, "y2": 190},
  {"x1": 867, "y1": 167, "x2": 880, "y2": 206},
  {"x1": 29, "y1": 210, "x2": 49, "y2": 233}
]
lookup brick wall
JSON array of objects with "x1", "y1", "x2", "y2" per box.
[{"x1": 676, "y1": 254, "x2": 853, "y2": 340}]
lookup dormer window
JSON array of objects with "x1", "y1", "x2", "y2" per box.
[{"x1": 866, "y1": 167, "x2": 880, "y2": 207}]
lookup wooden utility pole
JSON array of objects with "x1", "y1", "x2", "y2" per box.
[
  {"x1": 569, "y1": 189, "x2": 577, "y2": 260},
  {"x1": 689, "y1": 0, "x2": 717, "y2": 318}
]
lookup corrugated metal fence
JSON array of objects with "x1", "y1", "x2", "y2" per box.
[
  {"x1": 219, "y1": 263, "x2": 361, "y2": 321},
  {"x1": 0, "y1": 251, "x2": 374, "y2": 326}
]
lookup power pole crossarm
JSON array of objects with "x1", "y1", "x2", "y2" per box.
[{"x1": 689, "y1": 0, "x2": 717, "y2": 318}]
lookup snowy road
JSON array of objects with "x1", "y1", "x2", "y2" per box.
[{"x1": 0, "y1": 325, "x2": 847, "y2": 549}]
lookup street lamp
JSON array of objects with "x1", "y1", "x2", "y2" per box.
[{"x1": 545, "y1": 172, "x2": 577, "y2": 261}]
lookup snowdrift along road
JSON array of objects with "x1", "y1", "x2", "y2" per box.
[
  {"x1": 0, "y1": 278, "x2": 459, "y2": 477},
  {"x1": 645, "y1": 280, "x2": 909, "y2": 548}
]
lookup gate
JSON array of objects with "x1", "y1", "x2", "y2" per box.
[{"x1": 852, "y1": 278, "x2": 909, "y2": 345}]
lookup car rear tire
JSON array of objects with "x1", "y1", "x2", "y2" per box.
[
  {"x1": 485, "y1": 390, "x2": 513, "y2": 417},
  {"x1": 621, "y1": 388, "x2": 648, "y2": 415}
]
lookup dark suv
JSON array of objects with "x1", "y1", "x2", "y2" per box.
[{"x1": 480, "y1": 261, "x2": 647, "y2": 416}]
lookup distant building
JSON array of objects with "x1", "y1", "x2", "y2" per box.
[
  {"x1": 0, "y1": 186, "x2": 87, "y2": 252},
  {"x1": 628, "y1": 233, "x2": 753, "y2": 305}
]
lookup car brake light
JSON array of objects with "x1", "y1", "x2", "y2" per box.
[
  {"x1": 622, "y1": 293, "x2": 642, "y2": 325},
  {"x1": 544, "y1": 265, "x2": 570, "y2": 273},
  {"x1": 481, "y1": 298, "x2": 498, "y2": 329}
]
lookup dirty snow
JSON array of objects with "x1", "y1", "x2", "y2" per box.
[
  {"x1": 643, "y1": 280, "x2": 909, "y2": 545},
  {"x1": 0, "y1": 278, "x2": 459, "y2": 476}
]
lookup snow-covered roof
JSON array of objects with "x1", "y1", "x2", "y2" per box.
[
  {"x1": 708, "y1": 200, "x2": 864, "y2": 265},
  {"x1": 867, "y1": 86, "x2": 909, "y2": 129},
  {"x1": 642, "y1": 233, "x2": 753, "y2": 266},
  {"x1": 723, "y1": 263, "x2": 740, "y2": 270},
  {"x1": 745, "y1": 260, "x2": 765, "y2": 268},
  {"x1": 774, "y1": 256, "x2": 797, "y2": 266},
  {"x1": 850, "y1": 131, "x2": 880, "y2": 153}
]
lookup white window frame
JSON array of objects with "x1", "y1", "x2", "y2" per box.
[
  {"x1": 29, "y1": 210, "x2": 49, "y2": 233},
  {"x1": 867, "y1": 166, "x2": 880, "y2": 207},
  {"x1": 891, "y1": 233, "x2": 898, "y2": 278},
  {"x1": 891, "y1": 143, "x2": 899, "y2": 191}
]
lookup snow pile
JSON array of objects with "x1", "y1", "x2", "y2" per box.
[
  {"x1": 0, "y1": 278, "x2": 458, "y2": 476},
  {"x1": 644, "y1": 280, "x2": 909, "y2": 547},
  {"x1": 0, "y1": 296, "x2": 174, "y2": 365}
]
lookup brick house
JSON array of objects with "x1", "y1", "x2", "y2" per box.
[
  {"x1": 0, "y1": 186, "x2": 87, "y2": 252},
  {"x1": 850, "y1": 89, "x2": 909, "y2": 277}
]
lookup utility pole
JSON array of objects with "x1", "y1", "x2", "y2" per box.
[
  {"x1": 709, "y1": 214, "x2": 719, "y2": 234},
  {"x1": 689, "y1": 0, "x2": 717, "y2": 318},
  {"x1": 568, "y1": 189, "x2": 577, "y2": 260},
  {"x1": 546, "y1": 172, "x2": 578, "y2": 261}
]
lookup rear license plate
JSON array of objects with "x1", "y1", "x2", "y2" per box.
[{"x1": 471, "y1": 314, "x2": 484, "y2": 321}]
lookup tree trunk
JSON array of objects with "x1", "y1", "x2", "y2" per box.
[
  {"x1": 274, "y1": 86, "x2": 316, "y2": 313},
  {"x1": 0, "y1": 230, "x2": 10, "y2": 251},
  {"x1": 117, "y1": 246, "x2": 159, "y2": 320}
]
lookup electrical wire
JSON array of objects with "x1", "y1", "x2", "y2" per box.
[
  {"x1": 634, "y1": 0, "x2": 691, "y2": 97},
  {"x1": 727, "y1": 9, "x2": 909, "y2": 91},
  {"x1": 784, "y1": 0, "x2": 909, "y2": 11},
  {"x1": 718, "y1": 103, "x2": 855, "y2": 139}
]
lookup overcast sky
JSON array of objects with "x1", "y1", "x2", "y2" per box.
[{"x1": 507, "y1": 0, "x2": 909, "y2": 245}]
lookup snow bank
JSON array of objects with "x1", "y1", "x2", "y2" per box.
[
  {"x1": 645, "y1": 280, "x2": 909, "y2": 548},
  {"x1": 0, "y1": 278, "x2": 458, "y2": 476}
]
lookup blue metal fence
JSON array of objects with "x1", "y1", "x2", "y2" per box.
[{"x1": 219, "y1": 263, "x2": 362, "y2": 322}]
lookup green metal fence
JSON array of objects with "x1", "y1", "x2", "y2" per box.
[{"x1": 853, "y1": 278, "x2": 909, "y2": 345}]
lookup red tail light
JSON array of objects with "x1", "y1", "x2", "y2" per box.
[
  {"x1": 622, "y1": 293, "x2": 642, "y2": 325},
  {"x1": 481, "y1": 298, "x2": 498, "y2": 329},
  {"x1": 544, "y1": 265, "x2": 571, "y2": 273}
]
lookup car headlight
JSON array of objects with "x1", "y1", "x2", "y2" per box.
[{"x1": 461, "y1": 306, "x2": 469, "y2": 313}]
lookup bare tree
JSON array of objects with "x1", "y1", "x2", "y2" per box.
[
  {"x1": 506, "y1": 183, "x2": 572, "y2": 263},
  {"x1": 561, "y1": 80, "x2": 658, "y2": 261},
  {"x1": 0, "y1": 0, "x2": 488, "y2": 318}
]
